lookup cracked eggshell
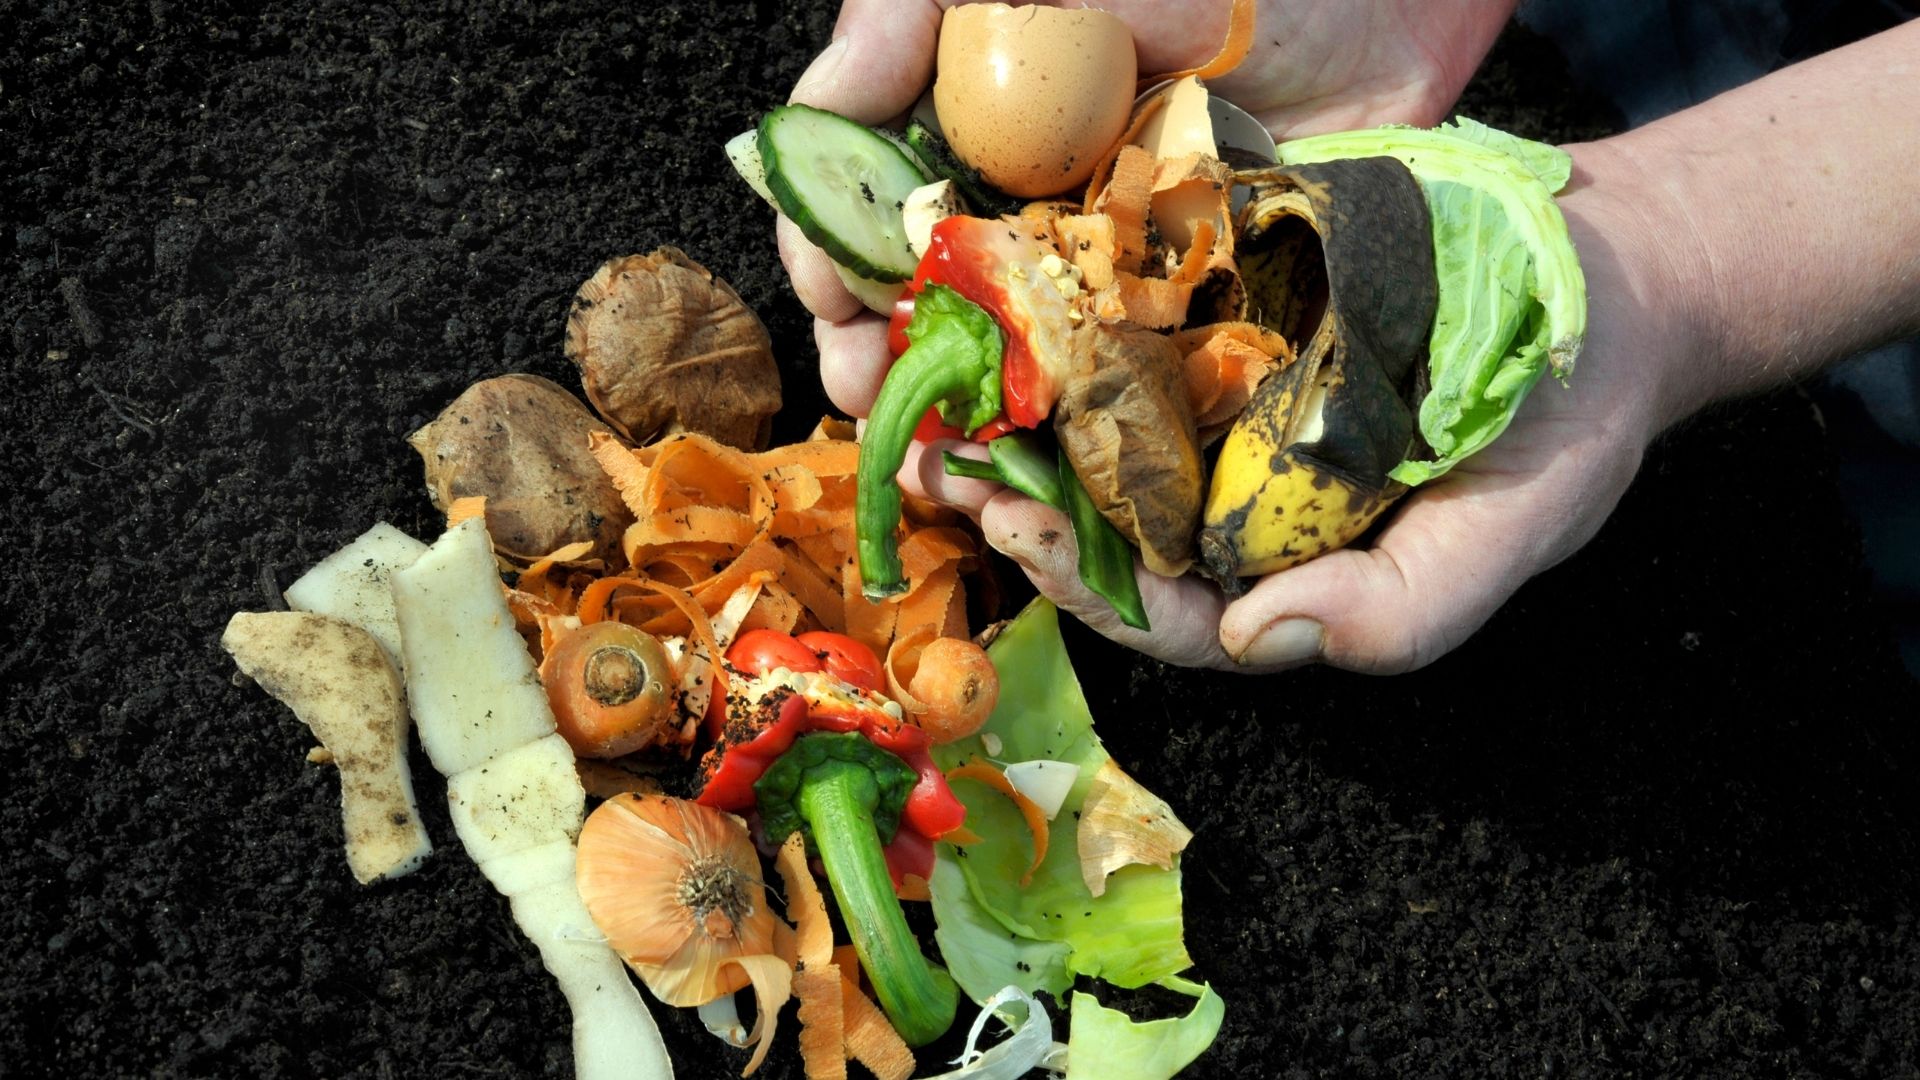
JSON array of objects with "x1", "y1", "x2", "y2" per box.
[{"x1": 933, "y1": 3, "x2": 1136, "y2": 199}]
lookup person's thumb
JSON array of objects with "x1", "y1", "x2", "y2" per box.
[
  {"x1": 790, "y1": 0, "x2": 945, "y2": 124},
  {"x1": 1215, "y1": 477, "x2": 1584, "y2": 675}
]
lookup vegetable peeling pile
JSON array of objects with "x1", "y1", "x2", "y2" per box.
[
  {"x1": 221, "y1": 1, "x2": 1588, "y2": 1076},
  {"x1": 227, "y1": 173, "x2": 1211, "y2": 1080}
]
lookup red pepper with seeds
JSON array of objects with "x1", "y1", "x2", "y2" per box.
[
  {"x1": 857, "y1": 217, "x2": 1086, "y2": 599},
  {"x1": 692, "y1": 629, "x2": 967, "y2": 868}
]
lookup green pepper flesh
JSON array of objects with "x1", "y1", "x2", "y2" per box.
[
  {"x1": 855, "y1": 285, "x2": 1003, "y2": 600},
  {"x1": 755, "y1": 732, "x2": 959, "y2": 1046}
]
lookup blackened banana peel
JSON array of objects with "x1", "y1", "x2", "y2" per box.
[{"x1": 1199, "y1": 158, "x2": 1440, "y2": 583}]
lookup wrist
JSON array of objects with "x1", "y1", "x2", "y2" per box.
[{"x1": 1557, "y1": 136, "x2": 1727, "y2": 439}]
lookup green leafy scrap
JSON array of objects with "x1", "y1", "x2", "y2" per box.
[
  {"x1": 1278, "y1": 118, "x2": 1587, "y2": 483},
  {"x1": 928, "y1": 600, "x2": 1191, "y2": 1002}
]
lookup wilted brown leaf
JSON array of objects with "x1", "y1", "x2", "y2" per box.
[
  {"x1": 407, "y1": 373, "x2": 631, "y2": 564},
  {"x1": 564, "y1": 248, "x2": 781, "y2": 450},
  {"x1": 1053, "y1": 322, "x2": 1204, "y2": 576}
]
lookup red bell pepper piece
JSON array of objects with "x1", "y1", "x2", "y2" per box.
[
  {"x1": 968, "y1": 416, "x2": 1018, "y2": 443},
  {"x1": 693, "y1": 688, "x2": 811, "y2": 810},
  {"x1": 883, "y1": 826, "x2": 936, "y2": 892},
  {"x1": 898, "y1": 747, "x2": 967, "y2": 840},
  {"x1": 695, "y1": 630, "x2": 962, "y2": 844},
  {"x1": 913, "y1": 406, "x2": 966, "y2": 444},
  {"x1": 911, "y1": 216, "x2": 1081, "y2": 429},
  {"x1": 887, "y1": 295, "x2": 916, "y2": 358}
]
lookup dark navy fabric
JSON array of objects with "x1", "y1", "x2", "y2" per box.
[{"x1": 1517, "y1": 0, "x2": 1920, "y2": 675}]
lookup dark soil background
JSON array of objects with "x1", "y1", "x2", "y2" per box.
[{"x1": 5, "y1": 3, "x2": 1917, "y2": 1078}]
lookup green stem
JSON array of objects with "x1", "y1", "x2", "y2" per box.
[
  {"x1": 988, "y1": 430, "x2": 1066, "y2": 509},
  {"x1": 1058, "y1": 449, "x2": 1151, "y2": 631},
  {"x1": 940, "y1": 451, "x2": 1003, "y2": 483},
  {"x1": 856, "y1": 342, "x2": 991, "y2": 600},
  {"x1": 797, "y1": 759, "x2": 959, "y2": 1046}
]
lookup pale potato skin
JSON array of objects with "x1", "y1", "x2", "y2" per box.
[
  {"x1": 221, "y1": 610, "x2": 433, "y2": 884},
  {"x1": 282, "y1": 521, "x2": 427, "y2": 672},
  {"x1": 394, "y1": 517, "x2": 673, "y2": 1080},
  {"x1": 390, "y1": 517, "x2": 559, "y2": 775}
]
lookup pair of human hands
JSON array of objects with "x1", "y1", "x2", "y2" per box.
[{"x1": 779, "y1": 0, "x2": 1672, "y2": 674}]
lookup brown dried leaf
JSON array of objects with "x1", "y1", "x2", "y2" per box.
[
  {"x1": 1077, "y1": 758, "x2": 1193, "y2": 898},
  {"x1": 407, "y1": 374, "x2": 632, "y2": 565},
  {"x1": 1053, "y1": 323, "x2": 1204, "y2": 576},
  {"x1": 565, "y1": 248, "x2": 781, "y2": 450}
]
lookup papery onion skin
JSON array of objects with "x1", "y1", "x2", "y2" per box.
[{"x1": 575, "y1": 793, "x2": 782, "y2": 1008}]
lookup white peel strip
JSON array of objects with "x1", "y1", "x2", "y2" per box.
[
  {"x1": 393, "y1": 518, "x2": 673, "y2": 1079},
  {"x1": 920, "y1": 986, "x2": 1066, "y2": 1080}
]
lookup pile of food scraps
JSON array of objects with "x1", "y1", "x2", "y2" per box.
[
  {"x1": 221, "y1": 0, "x2": 1593, "y2": 1073},
  {"x1": 223, "y1": 233, "x2": 1217, "y2": 1077},
  {"x1": 731, "y1": 0, "x2": 1585, "y2": 622}
]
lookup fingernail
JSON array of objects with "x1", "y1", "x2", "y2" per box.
[
  {"x1": 1235, "y1": 617, "x2": 1325, "y2": 668},
  {"x1": 790, "y1": 37, "x2": 849, "y2": 103}
]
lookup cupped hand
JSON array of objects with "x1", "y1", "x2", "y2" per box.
[
  {"x1": 784, "y1": 0, "x2": 1674, "y2": 676},
  {"x1": 920, "y1": 166, "x2": 1674, "y2": 674},
  {"x1": 786, "y1": 0, "x2": 1517, "y2": 414}
]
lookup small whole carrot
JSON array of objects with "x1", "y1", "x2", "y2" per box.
[
  {"x1": 907, "y1": 637, "x2": 998, "y2": 745},
  {"x1": 540, "y1": 621, "x2": 676, "y2": 758}
]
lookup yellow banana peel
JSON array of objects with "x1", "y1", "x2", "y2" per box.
[{"x1": 1199, "y1": 158, "x2": 1439, "y2": 583}]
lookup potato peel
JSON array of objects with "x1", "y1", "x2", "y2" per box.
[{"x1": 221, "y1": 611, "x2": 432, "y2": 884}]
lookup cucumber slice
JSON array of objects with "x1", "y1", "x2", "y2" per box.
[
  {"x1": 905, "y1": 118, "x2": 1023, "y2": 220},
  {"x1": 759, "y1": 105, "x2": 926, "y2": 284}
]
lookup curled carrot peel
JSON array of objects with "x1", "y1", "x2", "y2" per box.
[
  {"x1": 1137, "y1": 0, "x2": 1257, "y2": 91},
  {"x1": 882, "y1": 623, "x2": 937, "y2": 718},
  {"x1": 576, "y1": 575, "x2": 647, "y2": 625},
  {"x1": 836, "y1": 954, "x2": 914, "y2": 1080},
  {"x1": 445, "y1": 494, "x2": 487, "y2": 529},
  {"x1": 635, "y1": 578, "x2": 728, "y2": 714},
  {"x1": 944, "y1": 763, "x2": 1050, "y2": 888},
  {"x1": 777, "y1": 833, "x2": 856, "y2": 1080},
  {"x1": 586, "y1": 430, "x2": 973, "y2": 660},
  {"x1": 1082, "y1": 90, "x2": 1168, "y2": 215}
]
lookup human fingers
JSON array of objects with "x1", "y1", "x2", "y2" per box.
[
  {"x1": 776, "y1": 215, "x2": 866, "y2": 326},
  {"x1": 1216, "y1": 450, "x2": 1639, "y2": 674},
  {"x1": 790, "y1": 0, "x2": 945, "y2": 125},
  {"x1": 981, "y1": 493, "x2": 1235, "y2": 670},
  {"x1": 894, "y1": 438, "x2": 1242, "y2": 670},
  {"x1": 777, "y1": 1, "x2": 945, "y2": 340},
  {"x1": 814, "y1": 311, "x2": 893, "y2": 420},
  {"x1": 896, "y1": 438, "x2": 1005, "y2": 516}
]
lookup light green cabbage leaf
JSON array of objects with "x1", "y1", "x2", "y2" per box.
[
  {"x1": 929, "y1": 600, "x2": 1191, "y2": 1001},
  {"x1": 1278, "y1": 117, "x2": 1586, "y2": 484},
  {"x1": 1065, "y1": 977, "x2": 1225, "y2": 1080}
]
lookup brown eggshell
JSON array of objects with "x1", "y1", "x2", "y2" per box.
[{"x1": 934, "y1": 4, "x2": 1137, "y2": 199}]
